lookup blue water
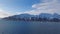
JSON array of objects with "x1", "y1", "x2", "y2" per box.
[{"x1": 0, "y1": 20, "x2": 60, "y2": 34}]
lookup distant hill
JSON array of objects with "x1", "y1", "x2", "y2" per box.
[{"x1": 2, "y1": 13, "x2": 60, "y2": 22}]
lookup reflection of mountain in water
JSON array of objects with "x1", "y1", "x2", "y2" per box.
[{"x1": 2, "y1": 13, "x2": 60, "y2": 22}]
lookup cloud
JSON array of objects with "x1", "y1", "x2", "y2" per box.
[
  {"x1": 0, "y1": 0, "x2": 60, "y2": 18},
  {"x1": 0, "y1": 9, "x2": 14, "y2": 18},
  {"x1": 0, "y1": 9, "x2": 25, "y2": 18},
  {"x1": 23, "y1": 0, "x2": 60, "y2": 15}
]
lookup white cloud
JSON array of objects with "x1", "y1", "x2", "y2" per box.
[
  {"x1": 23, "y1": 0, "x2": 60, "y2": 15},
  {"x1": 0, "y1": 0, "x2": 60, "y2": 18},
  {"x1": 0, "y1": 9, "x2": 14, "y2": 18}
]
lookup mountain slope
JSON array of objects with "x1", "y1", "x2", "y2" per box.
[{"x1": 2, "y1": 13, "x2": 60, "y2": 22}]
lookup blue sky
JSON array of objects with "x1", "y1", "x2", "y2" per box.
[
  {"x1": 0, "y1": 0, "x2": 40, "y2": 12},
  {"x1": 0, "y1": 0, "x2": 60, "y2": 18},
  {"x1": 0, "y1": 0, "x2": 41, "y2": 18}
]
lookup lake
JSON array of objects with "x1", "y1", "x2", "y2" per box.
[{"x1": 0, "y1": 20, "x2": 60, "y2": 34}]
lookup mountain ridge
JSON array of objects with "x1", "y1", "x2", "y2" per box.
[{"x1": 2, "y1": 13, "x2": 60, "y2": 22}]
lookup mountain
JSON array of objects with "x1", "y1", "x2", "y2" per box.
[
  {"x1": 2, "y1": 13, "x2": 60, "y2": 22},
  {"x1": 2, "y1": 13, "x2": 35, "y2": 21},
  {"x1": 53, "y1": 13, "x2": 60, "y2": 19},
  {"x1": 10, "y1": 14, "x2": 34, "y2": 19},
  {"x1": 38, "y1": 13, "x2": 52, "y2": 18},
  {"x1": 38, "y1": 13, "x2": 60, "y2": 19}
]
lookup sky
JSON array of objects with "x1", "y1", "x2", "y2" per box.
[{"x1": 0, "y1": 0, "x2": 60, "y2": 18}]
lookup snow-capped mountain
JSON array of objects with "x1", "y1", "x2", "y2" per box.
[
  {"x1": 8, "y1": 14, "x2": 35, "y2": 19},
  {"x1": 53, "y1": 13, "x2": 60, "y2": 18},
  {"x1": 2, "y1": 13, "x2": 60, "y2": 22}
]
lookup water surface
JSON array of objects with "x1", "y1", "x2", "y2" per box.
[{"x1": 0, "y1": 20, "x2": 60, "y2": 34}]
